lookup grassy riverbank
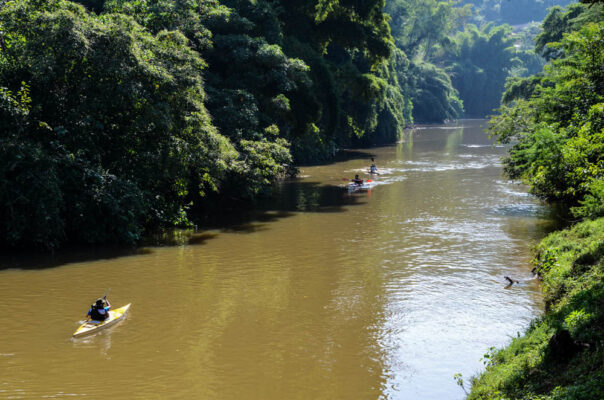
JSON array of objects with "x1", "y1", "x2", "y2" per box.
[{"x1": 468, "y1": 217, "x2": 604, "y2": 399}]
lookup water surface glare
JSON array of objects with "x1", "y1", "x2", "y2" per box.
[{"x1": 0, "y1": 120, "x2": 554, "y2": 399}]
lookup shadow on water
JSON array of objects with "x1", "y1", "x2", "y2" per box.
[
  {"x1": 265, "y1": 180, "x2": 368, "y2": 213},
  {"x1": 0, "y1": 180, "x2": 365, "y2": 270},
  {"x1": 0, "y1": 246, "x2": 153, "y2": 271},
  {"x1": 296, "y1": 149, "x2": 379, "y2": 167},
  {"x1": 192, "y1": 181, "x2": 368, "y2": 234}
]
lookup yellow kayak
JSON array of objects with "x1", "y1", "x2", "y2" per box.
[{"x1": 73, "y1": 303, "x2": 131, "y2": 338}]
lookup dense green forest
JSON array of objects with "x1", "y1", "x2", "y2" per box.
[
  {"x1": 468, "y1": 2, "x2": 604, "y2": 399},
  {"x1": 0, "y1": 0, "x2": 576, "y2": 249}
]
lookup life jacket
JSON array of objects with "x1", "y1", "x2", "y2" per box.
[{"x1": 89, "y1": 305, "x2": 109, "y2": 321}]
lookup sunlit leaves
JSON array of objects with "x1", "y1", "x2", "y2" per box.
[{"x1": 490, "y1": 22, "x2": 604, "y2": 205}]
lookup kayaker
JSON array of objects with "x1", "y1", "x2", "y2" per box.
[
  {"x1": 352, "y1": 174, "x2": 363, "y2": 185},
  {"x1": 370, "y1": 157, "x2": 378, "y2": 174},
  {"x1": 87, "y1": 297, "x2": 111, "y2": 321}
]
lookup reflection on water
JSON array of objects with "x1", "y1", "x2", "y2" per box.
[
  {"x1": 71, "y1": 322, "x2": 117, "y2": 358},
  {"x1": 0, "y1": 120, "x2": 555, "y2": 399}
]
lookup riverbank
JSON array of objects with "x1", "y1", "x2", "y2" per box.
[{"x1": 468, "y1": 217, "x2": 604, "y2": 399}]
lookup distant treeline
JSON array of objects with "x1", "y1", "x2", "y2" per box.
[
  {"x1": 0, "y1": 0, "x2": 563, "y2": 249},
  {"x1": 468, "y1": 2, "x2": 604, "y2": 399}
]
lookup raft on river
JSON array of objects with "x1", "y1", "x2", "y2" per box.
[
  {"x1": 346, "y1": 181, "x2": 375, "y2": 192},
  {"x1": 73, "y1": 303, "x2": 131, "y2": 338}
]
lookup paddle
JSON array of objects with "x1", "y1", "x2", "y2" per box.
[{"x1": 102, "y1": 288, "x2": 112, "y2": 311}]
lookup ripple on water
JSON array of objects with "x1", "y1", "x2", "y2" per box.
[
  {"x1": 489, "y1": 204, "x2": 545, "y2": 218},
  {"x1": 393, "y1": 158, "x2": 501, "y2": 172},
  {"x1": 460, "y1": 143, "x2": 505, "y2": 148}
]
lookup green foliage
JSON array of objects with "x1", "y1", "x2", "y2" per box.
[
  {"x1": 74, "y1": 0, "x2": 107, "y2": 13},
  {"x1": 510, "y1": 23, "x2": 547, "y2": 78},
  {"x1": 387, "y1": 0, "x2": 469, "y2": 58},
  {"x1": 446, "y1": 23, "x2": 519, "y2": 117},
  {"x1": 386, "y1": 0, "x2": 541, "y2": 121},
  {"x1": 385, "y1": 0, "x2": 466, "y2": 122},
  {"x1": 535, "y1": 2, "x2": 604, "y2": 60},
  {"x1": 105, "y1": 0, "x2": 323, "y2": 165},
  {"x1": 406, "y1": 61, "x2": 463, "y2": 122},
  {"x1": 105, "y1": 0, "x2": 408, "y2": 162},
  {"x1": 490, "y1": 22, "x2": 604, "y2": 204},
  {"x1": 3, "y1": 0, "x2": 582, "y2": 249},
  {"x1": 468, "y1": 218, "x2": 604, "y2": 400},
  {"x1": 231, "y1": 137, "x2": 292, "y2": 196},
  {"x1": 581, "y1": 0, "x2": 604, "y2": 6},
  {"x1": 1, "y1": 0, "x2": 424, "y2": 248},
  {"x1": 282, "y1": 0, "x2": 394, "y2": 64},
  {"x1": 203, "y1": 33, "x2": 311, "y2": 142},
  {"x1": 0, "y1": 0, "x2": 237, "y2": 248},
  {"x1": 571, "y1": 178, "x2": 604, "y2": 219},
  {"x1": 0, "y1": 86, "x2": 65, "y2": 248},
  {"x1": 501, "y1": 74, "x2": 545, "y2": 104},
  {"x1": 270, "y1": 0, "x2": 413, "y2": 155}
]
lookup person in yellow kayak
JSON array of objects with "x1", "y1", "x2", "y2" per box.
[{"x1": 87, "y1": 297, "x2": 111, "y2": 321}]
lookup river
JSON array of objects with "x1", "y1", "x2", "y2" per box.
[{"x1": 0, "y1": 120, "x2": 555, "y2": 399}]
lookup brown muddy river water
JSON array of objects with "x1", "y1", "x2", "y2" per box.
[{"x1": 1, "y1": 120, "x2": 556, "y2": 399}]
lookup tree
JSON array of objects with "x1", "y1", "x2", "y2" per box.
[
  {"x1": 0, "y1": 0, "x2": 238, "y2": 248},
  {"x1": 490, "y1": 22, "x2": 604, "y2": 204},
  {"x1": 385, "y1": 0, "x2": 468, "y2": 122},
  {"x1": 446, "y1": 23, "x2": 519, "y2": 117}
]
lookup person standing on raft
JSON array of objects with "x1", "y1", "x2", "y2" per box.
[{"x1": 369, "y1": 157, "x2": 378, "y2": 174}]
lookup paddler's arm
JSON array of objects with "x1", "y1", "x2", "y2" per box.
[{"x1": 104, "y1": 298, "x2": 111, "y2": 310}]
